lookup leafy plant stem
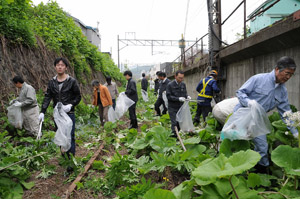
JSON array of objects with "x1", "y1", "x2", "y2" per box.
[
  {"x1": 229, "y1": 176, "x2": 239, "y2": 199},
  {"x1": 0, "y1": 152, "x2": 47, "y2": 171},
  {"x1": 258, "y1": 191, "x2": 288, "y2": 199},
  {"x1": 294, "y1": 176, "x2": 298, "y2": 190},
  {"x1": 282, "y1": 176, "x2": 289, "y2": 187},
  {"x1": 297, "y1": 127, "x2": 300, "y2": 148}
]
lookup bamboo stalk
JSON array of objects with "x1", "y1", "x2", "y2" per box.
[{"x1": 175, "y1": 126, "x2": 186, "y2": 151}]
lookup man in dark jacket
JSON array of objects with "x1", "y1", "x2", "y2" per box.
[
  {"x1": 141, "y1": 73, "x2": 148, "y2": 91},
  {"x1": 154, "y1": 71, "x2": 160, "y2": 95},
  {"x1": 124, "y1": 70, "x2": 138, "y2": 129},
  {"x1": 166, "y1": 70, "x2": 189, "y2": 136},
  {"x1": 194, "y1": 70, "x2": 220, "y2": 124},
  {"x1": 155, "y1": 72, "x2": 170, "y2": 116},
  {"x1": 39, "y1": 58, "x2": 81, "y2": 162}
]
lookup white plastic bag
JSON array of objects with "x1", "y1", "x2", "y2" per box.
[
  {"x1": 108, "y1": 106, "x2": 118, "y2": 123},
  {"x1": 221, "y1": 101, "x2": 272, "y2": 141},
  {"x1": 212, "y1": 97, "x2": 239, "y2": 124},
  {"x1": 115, "y1": 92, "x2": 135, "y2": 119},
  {"x1": 53, "y1": 102, "x2": 72, "y2": 152},
  {"x1": 162, "y1": 92, "x2": 168, "y2": 108},
  {"x1": 141, "y1": 90, "x2": 148, "y2": 102},
  {"x1": 7, "y1": 103, "x2": 23, "y2": 129},
  {"x1": 176, "y1": 101, "x2": 195, "y2": 132}
]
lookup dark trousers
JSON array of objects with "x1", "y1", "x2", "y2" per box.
[
  {"x1": 194, "y1": 104, "x2": 212, "y2": 123},
  {"x1": 129, "y1": 102, "x2": 137, "y2": 120},
  {"x1": 112, "y1": 99, "x2": 116, "y2": 110},
  {"x1": 155, "y1": 97, "x2": 167, "y2": 116},
  {"x1": 128, "y1": 102, "x2": 137, "y2": 128},
  {"x1": 168, "y1": 106, "x2": 180, "y2": 135}
]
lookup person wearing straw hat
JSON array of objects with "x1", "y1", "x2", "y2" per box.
[{"x1": 193, "y1": 70, "x2": 220, "y2": 124}]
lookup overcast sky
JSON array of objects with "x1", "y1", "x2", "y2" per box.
[{"x1": 31, "y1": 0, "x2": 266, "y2": 67}]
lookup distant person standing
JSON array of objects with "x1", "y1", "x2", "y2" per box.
[
  {"x1": 150, "y1": 78, "x2": 155, "y2": 90},
  {"x1": 154, "y1": 71, "x2": 160, "y2": 95},
  {"x1": 154, "y1": 72, "x2": 170, "y2": 116},
  {"x1": 141, "y1": 73, "x2": 148, "y2": 92},
  {"x1": 124, "y1": 70, "x2": 138, "y2": 129},
  {"x1": 92, "y1": 80, "x2": 113, "y2": 126},
  {"x1": 104, "y1": 76, "x2": 119, "y2": 109},
  {"x1": 10, "y1": 76, "x2": 39, "y2": 136}
]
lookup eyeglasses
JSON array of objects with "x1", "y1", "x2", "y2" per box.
[{"x1": 283, "y1": 71, "x2": 294, "y2": 77}]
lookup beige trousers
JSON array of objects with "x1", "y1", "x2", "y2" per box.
[
  {"x1": 22, "y1": 106, "x2": 39, "y2": 136},
  {"x1": 98, "y1": 104, "x2": 109, "y2": 126}
]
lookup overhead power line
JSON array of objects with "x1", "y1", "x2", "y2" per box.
[{"x1": 184, "y1": 0, "x2": 191, "y2": 38}]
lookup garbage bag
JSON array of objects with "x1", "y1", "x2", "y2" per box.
[
  {"x1": 108, "y1": 106, "x2": 118, "y2": 123},
  {"x1": 162, "y1": 92, "x2": 168, "y2": 108},
  {"x1": 176, "y1": 101, "x2": 195, "y2": 132},
  {"x1": 7, "y1": 103, "x2": 23, "y2": 129},
  {"x1": 212, "y1": 97, "x2": 239, "y2": 124},
  {"x1": 53, "y1": 102, "x2": 72, "y2": 152},
  {"x1": 115, "y1": 92, "x2": 135, "y2": 119},
  {"x1": 221, "y1": 100, "x2": 272, "y2": 141},
  {"x1": 141, "y1": 90, "x2": 148, "y2": 102}
]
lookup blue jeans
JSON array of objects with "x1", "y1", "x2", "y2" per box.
[
  {"x1": 253, "y1": 134, "x2": 269, "y2": 166},
  {"x1": 67, "y1": 113, "x2": 76, "y2": 156}
]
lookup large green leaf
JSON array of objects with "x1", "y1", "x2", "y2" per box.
[
  {"x1": 233, "y1": 176, "x2": 260, "y2": 199},
  {"x1": 192, "y1": 150, "x2": 260, "y2": 185},
  {"x1": 271, "y1": 145, "x2": 300, "y2": 176},
  {"x1": 181, "y1": 145, "x2": 206, "y2": 160},
  {"x1": 172, "y1": 180, "x2": 195, "y2": 199},
  {"x1": 143, "y1": 188, "x2": 176, "y2": 199},
  {"x1": 201, "y1": 177, "x2": 239, "y2": 199},
  {"x1": 246, "y1": 173, "x2": 261, "y2": 188},
  {"x1": 219, "y1": 139, "x2": 250, "y2": 157}
]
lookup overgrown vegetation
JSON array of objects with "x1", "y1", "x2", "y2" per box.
[
  {"x1": 1, "y1": 80, "x2": 300, "y2": 198},
  {"x1": 0, "y1": 0, "x2": 124, "y2": 83}
]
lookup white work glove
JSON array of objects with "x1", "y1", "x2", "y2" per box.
[
  {"x1": 9, "y1": 99, "x2": 17, "y2": 105},
  {"x1": 63, "y1": 104, "x2": 72, "y2": 113},
  {"x1": 179, "y1": 97, "x2": 186, "y2": 102},
  {"x1": 293, "y1": 133, "x2": 299, "y2": 139},
  {"x1": 248, "y1": 100, "x2": 256, "y2": 107},
  {"x1": 38, "y1": 113, "x2": 44, "y2": 122},
  {"x1": 14, "y1": 101, "x2": 22, "y2": 107},
  {"x1": 187, "y1": 96, "x2": 192, "y2": 100}
]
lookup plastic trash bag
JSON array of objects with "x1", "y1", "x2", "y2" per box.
[
  {"x1": 176, "y1": 101, "x2": 195, "y2": 132},
  {"x1": 221, "y1": 101, "x2": 272, "y2": 141},
  {"x1": 7, "y1": 102, "x2": 23, "y2": 129},
  {"x1": 108, "y1": 106, "x2": 118, "y2": 122},
  {"x1": 53, "y1": 102, "x2": 72, "y2": 152},
  {"x1": 162, "y1": 92, "x2": 168, "y2": 108},
  {"x1": 115, "y1": 92, "x2": 135, "y2": 119},
  {"x1": 141, "y1": 90, "x2": 148, "y2": 102},
  {"x1": 212, "y1": 97, "x2": 239, "y2": 125}
]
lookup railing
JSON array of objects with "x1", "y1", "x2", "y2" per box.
[
  {"x1": 166, "y1": 33, "x2": 209, "y2": 76},
  {"x1": 168, "y1": 0, "x2": 282, "y2": 77}
]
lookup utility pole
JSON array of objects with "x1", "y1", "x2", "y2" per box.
[
  {"x1": 207, "y1": 0, "x2": 222, "y2": 71},
  {"x1": 117, "y1": 35, "x2": 120, "y2": 69}
]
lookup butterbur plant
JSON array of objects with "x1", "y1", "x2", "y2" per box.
[{"x1": 283, "y1": 111, "x2": 300, "y2": 147}]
